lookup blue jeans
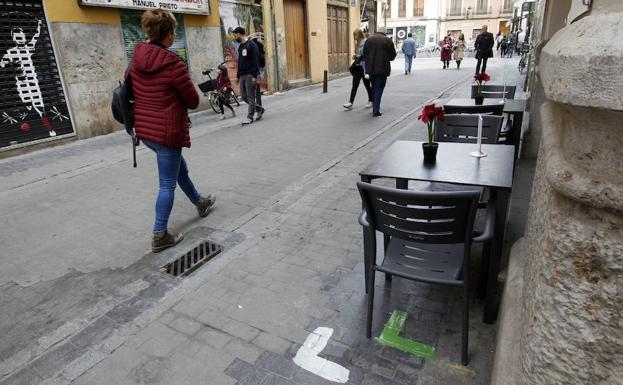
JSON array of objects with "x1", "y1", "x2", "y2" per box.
[
  {"x1": 404, "y1": 55, "x2": 413, "y2": 73},
  {"x1": 370, "y1": 75, "x2": 387, "y2": 114},
  {"x1": 143, "y1": 140, "x2": 202, "y2": 231}
]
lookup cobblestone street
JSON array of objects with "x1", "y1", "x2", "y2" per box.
[{"x1": 0, "y1": 57, "x2": 533, "y2": 385}]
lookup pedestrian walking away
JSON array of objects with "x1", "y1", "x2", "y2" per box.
[
  {"x1": 496, "y1": 32, "x2": 502, "y2": 51},
  {"x1": 130, "y1": 9, "x2": 215, "y2": 253},
  {"x1": 474, "y1": 25, "x2": 494, "y2": 74},
  {"x1": 453, "y1": 33, "x2": 466, "y2": 69},
  {"x1": 215, "y1": 64, "x2": 235, "y2": 120},
  {"x1": 402, "y1": 32, "x2": 417, "y2": 75},
  {"x1": 343, "y1": 28, "x2": 372, "y2": 111},
  {"x1": 439, "y1": 36, "x2": 453, "y2": 69},
  {"x1": 233, "y1": 26, "x2": 265, "y2": 125},
  {"x1": 364, "y1": 27, "x2": 397, "y2": 117},
  {"x1": 500, "y1": 35, "x2": 508, "y2": 57}
]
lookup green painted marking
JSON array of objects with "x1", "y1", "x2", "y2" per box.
[{"x1": 375, "y1": 310, "x2": 436, "y2": 360}]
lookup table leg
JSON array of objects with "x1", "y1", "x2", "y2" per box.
[
  {"x1": 361, "y1": 176, "x2": 372, "y2": 293},
  {"x1": 483, "y1": 189, "x2": 511, "y2": 324},
  {"x1": 512, "y1": 112, "x2": 523, "y2": 163}
]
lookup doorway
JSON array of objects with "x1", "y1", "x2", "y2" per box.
[
  {"x1": 283, "y1": 0, "x2": 309, "y2": 81},
  {"x1": 327, "y1": 4, "x2": 349, "y2": 74}
]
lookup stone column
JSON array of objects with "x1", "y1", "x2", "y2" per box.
[{"x1": 519, "y1": 1, "x2": 623, "y2": 384}]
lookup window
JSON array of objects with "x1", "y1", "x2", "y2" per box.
[
  {"x1": 385, "y1": 0, "x2": 391, "y2": 18},
  {"x1": 399, "y1": 0, "x2": 406, "y2": 17},
  {"x1": 502, "y1": 0, "x2": 513, "y2": 13},
  {"x1": 475, "y1": 0, "x2": 489, "y2": 14},
  {"x1": 413, "y1": 0, "x2": 424, "y2": 16},
  {"x1": 448, "y1": 0, "x2": 462, "y2": 16}
]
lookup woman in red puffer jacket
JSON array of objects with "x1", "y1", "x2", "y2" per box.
[{"x1": 131, "y1": 9, "x2": 215, "y2": 253}]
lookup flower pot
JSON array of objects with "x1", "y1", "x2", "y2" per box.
[
  {"x1": 422, "y1": 142, "x2": 439, "y2": 163},
  {"x1": 474, "y1": 95, "x2": 484, "y2": 105}
]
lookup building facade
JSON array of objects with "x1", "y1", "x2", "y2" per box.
[
  {"x1": 376, "y1": 0, "x2": 442, "y2": 49},
  {"x1": 262, "y1": 0, "x2": 362, "y2": 91},
  {"x1": 439, "y1": 0, "x2": 514, "y2": 44},
  {"x1": 0, "y1": 0, "x2": 222, "y2": 156}
]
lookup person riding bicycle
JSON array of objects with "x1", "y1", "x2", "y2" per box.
[{"x1": 215, "y1": 64, "x2": 235, "y2": 120}]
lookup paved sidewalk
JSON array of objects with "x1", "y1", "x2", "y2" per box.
[{"x1": 0, "y1": 57, "x2": 532, "y2": 385}]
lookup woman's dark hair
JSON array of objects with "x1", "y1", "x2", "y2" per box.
[
  {"x1": 217, "y1": 64, "x2": 229, "y2": 77},
  {"x1": 141, "y1": 9, "x2": 177, "y2": 42}
]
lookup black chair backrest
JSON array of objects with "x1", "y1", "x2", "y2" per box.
[
  {"x1": 471, "y1": 85, "x2": 516, "y2": 100},
  {"x1": 357, "y1": 182, "x2": 480, "y2": 245},
  {"x1": 435, "y1": 114, "x2": 503, "y2": 144},
  {"x1": 443, "y1": 104, "x2": 504, "y2": 116}
]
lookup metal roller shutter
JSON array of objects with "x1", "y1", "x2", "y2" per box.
[{"x1": 0, "y1": 0, "x2": 74, "y2": 150}]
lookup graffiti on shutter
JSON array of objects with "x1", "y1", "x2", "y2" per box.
[{"x1": 0, "y1": 0, "x2": 74, "y2": 149}]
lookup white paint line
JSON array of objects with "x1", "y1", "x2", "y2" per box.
[{"x1": 293, "y1": 327, "x2": 350, "y2": 384}]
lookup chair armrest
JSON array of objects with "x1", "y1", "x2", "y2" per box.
[
  {"x1": 359, "y1": 210, "x2": 370, "y2": 228},
  {"x1": 473, "y1": 205, "x2": 495, "y2": 243}
]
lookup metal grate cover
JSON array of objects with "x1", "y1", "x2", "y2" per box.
[{"x1": 160, "y1": 241, "x2": 222, "y2": 278}]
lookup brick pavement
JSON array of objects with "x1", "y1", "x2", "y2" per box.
[{"x1": 0, "y1": 58, "x2": 532, "y2": 385}]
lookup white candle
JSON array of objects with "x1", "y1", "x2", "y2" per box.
[{"x1": 477, "y1": 114, "x2": 483, "y2": 153}]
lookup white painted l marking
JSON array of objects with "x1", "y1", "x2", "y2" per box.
[{"x1": 293, "y1": 327, "x2": 350, "y2": 383}]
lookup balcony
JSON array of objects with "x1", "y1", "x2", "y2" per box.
[
  {"x1": 447, "y1": 7, "x2": 463, "y2": 17},
  {"x1": 473, "y1": 5, "x2": 492, "y2": 15},
  {"x1": 500, "y1": 5, "x2": 513, "y2": 14}
]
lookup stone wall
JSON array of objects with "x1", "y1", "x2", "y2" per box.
[
  {"x1": 50, "y1": 23, "x2": 127, "y2": 139},
  {"x1": 49, "y1": 22, "x2": 222, "y2": 140},
  {"x1": 518, "y1": 2, "x2": 623, "y2": 384}
]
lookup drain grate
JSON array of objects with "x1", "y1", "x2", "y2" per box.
[{"x1": 160, "y1": 241, "x2": 222, "y2": 277}]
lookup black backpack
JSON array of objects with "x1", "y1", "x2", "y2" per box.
[{"x1": 111, "y1": 69, "x2": 139, "y2": 167}]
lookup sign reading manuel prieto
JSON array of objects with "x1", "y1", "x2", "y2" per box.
[{"x1": 78, "y1": 0, "x2": 210, "y2": 15}]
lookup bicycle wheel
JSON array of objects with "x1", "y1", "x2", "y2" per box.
[
  {"x1": 230, "y1": 91, "x2": 240, "y2": 106},
  {"x1": 209, "y1": 93, "x2": 220, "y2": 114}
]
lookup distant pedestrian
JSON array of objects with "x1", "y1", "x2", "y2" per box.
[
  {"x1": 517, "y1": 29, "x2": 526, "y2": 53},
  {"x1": 496, "y1": 32, "x2": 503, "y2": 51},
  {"x1": 343, "y1": 28, "x2": 372, "y2": 111},
  {"x1": 215, "y1": 64, "x2": 235, "y2": 120},
  {"x1": 453, "y1": 33, "x2": 466, "y2": 69},
  {"x1": 439, "y1": 36, "x2": 452, "y2": 69},
  {"x1": 500, "y1": 36, "x2": 508, "y2": 57},
  {"x1": 474, "y1": 25, "x2": 494, "y2": 74},
  {"x1": 506, "y1": 39, "x2": 514, "y2": 58},
  {"x1": 131, "y1": 9, "x2": 215, "y2": 253},
  {"x1": 233, "y1": 26, "x2": 265, "y2": 125},
  {"x1": 402, "y1": 32, "x2": 416, "y2": 75},
  {"x1": 363, "y1": 27, "x2": 397, "y2": 117}
]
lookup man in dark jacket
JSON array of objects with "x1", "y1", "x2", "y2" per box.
[
  {"x1": 364, "y1": 28, "x2": 397, "y2": 117},
  {"x1": 474, "y1": 25, "x2": 494, "y2": 74},
  {"x1": 233, "y1": 27, "x2": 265, "y2": 125}
]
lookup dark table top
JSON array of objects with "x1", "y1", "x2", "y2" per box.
[
  {"x1": 444, "y1": 98, "x2": 526, "y2": 114},
  {"x1": 360, "y1": 141, "x2": 515, "y2": 190}
]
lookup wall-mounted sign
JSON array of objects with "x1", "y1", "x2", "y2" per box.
[{"x1": 78, "y1": 0, "x2": 211, "y2": 15}]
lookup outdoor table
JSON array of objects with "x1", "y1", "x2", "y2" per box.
[
  {"x1": 444, "y1": 98, "x2": 526, "y2": 160},
  {"x1": 359, "y1": 141, "x2": 515, "y2": 324}
]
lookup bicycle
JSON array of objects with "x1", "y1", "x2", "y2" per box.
[
  {"x1": 198, "y1": 67, "x2": 240, "y2": 114},
  {"x1": 518, "y1": 43, "x2": 531, "y2": 74}
]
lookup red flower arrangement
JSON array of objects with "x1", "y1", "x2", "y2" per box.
[
  {"x1": 474, "y1": 72, "x2": 491, "y2": 95},
  {"x1": 418, "y1": 102, "x2": 445, "y2": 146}
]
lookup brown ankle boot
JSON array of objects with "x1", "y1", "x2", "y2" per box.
[
  {"x1": 152, "y1": 230, "x2": 184, "y2": 253},
  {"x1": 196, "y1": 195, "x2": 216, "y2": 218}
]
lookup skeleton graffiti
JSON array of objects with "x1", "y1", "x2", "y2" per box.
[
  {"x1": 0, "y1": 18, "x2": 56, "y2": 137},
  {"x1": 0, "y1": 2, "x2": 74, "y2": 149}
]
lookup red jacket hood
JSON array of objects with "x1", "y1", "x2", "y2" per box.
[{"x1": 132, "y1": 42, "x2": 180, "y2": 74}]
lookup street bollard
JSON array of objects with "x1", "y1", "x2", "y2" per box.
[{"x1": 323, "y1": 70, "x2": 328, "y2": 93}]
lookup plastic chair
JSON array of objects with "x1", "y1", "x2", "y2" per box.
[
  {"x1": 357, "y1": 182, "x2": 494, "y2": 365},
  {"x1": 470, "y1": 85, "x2": 516, "y2": 100},
  {"x1": 434, "y1": 114, "x2": 503, "y2": 144}
]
